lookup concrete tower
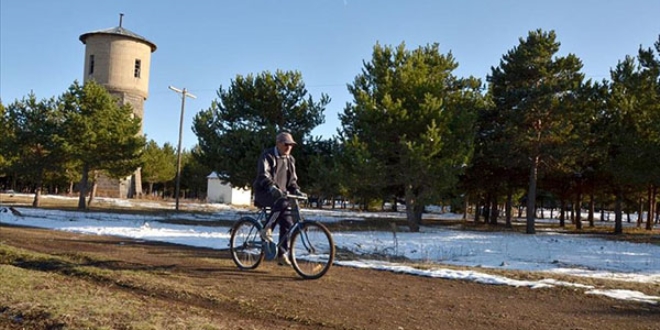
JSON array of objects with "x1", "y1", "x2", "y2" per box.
[{"x1": 79, "y1": 14, "x2": 157, "y2": 198}]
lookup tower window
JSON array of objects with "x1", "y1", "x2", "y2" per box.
[
  {"x1": 89, "y1": 55, "x2": 95, "y2": 75},
  {"x1": 134, "y1": 59, "x2": 141, "y2": 78}
]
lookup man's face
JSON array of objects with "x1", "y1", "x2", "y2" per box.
[{"x1": 277, "y1": 142, "x2": 294, "y2": 156}]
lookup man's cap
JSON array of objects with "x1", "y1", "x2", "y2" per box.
[{"x1": 276, "y1": 132, "x2": 297, "y2": 145}]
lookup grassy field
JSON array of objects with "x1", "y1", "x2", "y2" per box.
[
  {"x1": 2, "y1": 224, "x2": 659, "y2": 329},
  {"x1": 0, "y1": 228, "x2": 262, "y2": 329},
  {"x1": 1, "y1": 193, "x2": 659, "y2": 329}
]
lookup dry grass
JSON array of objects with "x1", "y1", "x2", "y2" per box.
[
  {"x1": 1, "y1": 194, "x2": 659, "y2": 329},
  {"x1": 0, "y1": 244, "x2": 232, "y2": 329}
]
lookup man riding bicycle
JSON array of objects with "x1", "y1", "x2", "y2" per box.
[{"x1": 252, "y1": 131, "x2": 304, "y2": 266}]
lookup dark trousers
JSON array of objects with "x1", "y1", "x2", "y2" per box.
[{"x1": 269, "y1": 198, "x2": 293, "y2": 256}]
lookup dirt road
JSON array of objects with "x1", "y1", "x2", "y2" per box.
[{"x1": 1, "y1": 224, "x2": 659, "y2": 330}]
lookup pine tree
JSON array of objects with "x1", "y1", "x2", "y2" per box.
[
  {"x1": 193, "y1": 70, "x2": 328, "y2": 189},
  {"x1": 2, "y1": 94, "x2": 67, "y2": 206},
  {"x1": 141, "y1": 140, "x2": 177, "y2": 195},
  {"x1": 340, "y1": 42, "x2": 484, "y2": 231},
  {"x1": 488, "y1": 29, "x2": 584, "y2": 234},
  {"x1": 0, "y1": 101, "x2": 7, "y2": 175},
  {"x1": 603, "y1": 36, "x2": 660, "y2": 233},
  {"x1": 60, "y1": 81, "x2": 146, "y2": 209},
  {"x1": 303, "y1": 137, "x2": 345, "y2": 208}
]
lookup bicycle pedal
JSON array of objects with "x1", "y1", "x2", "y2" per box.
[{"x1": 311, "y1": 264, "x2": 323, "y2": 273}]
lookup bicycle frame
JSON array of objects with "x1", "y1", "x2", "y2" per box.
[
  {"x1": 260, "y1": 194, "x2": 308, "y2": 256},
  {"x1": 229, "y1": 193, "x2": 335, "y2": 279}
]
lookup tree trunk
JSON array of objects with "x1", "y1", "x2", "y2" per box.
[
  {"x1": 614, "y1": 189, "x2": 623, "y2": 235},
  {"x1": 489, "y1": 194, "x2": 498, "y2": 225},
  {"x1": 559, "y1": 199, "x2": 565, "y2": 227},
  {"x1": 32, "y1": 171, "x2": 44, "y2": 207},
  {"x1": 646, "y1": 187, "x2": 652, "y2": 225},
  {"x1": 32, "y1": 185, "x2": 42, "y2": 208},
  {"x1": 414, "y1": 205, "x2": 423, "y2": 226},
  {"x1": 405, "y1": 202, "x2": 422, "y2": 232},
  {"x1": 588, "y1": 193, "x2": 595, "y2": 227},
  {"x1": 87, "y1": 171, "x2": 99, "y2": 206},
  {"x1": 88, "y1": 181, "x2": 97, "y2": 206},
  {"x1": 474, "y1": 200, "x2": 480, "y2": 223},
  {"x1": 505, "y1": 190, "x2": 512, "y2": 228},
  {"x1": 647, "y1": 185, "x2": 656, "y2": 230},
  {"x1": 526, "y1": 156, "x2": 539, "y2": 234},
  {"x1": 462, "y1": 194, "x2": 469, "y2": 221},
  {"x1": 636, "y1": 195, "x2": 643, "y2": 227},
  {"x1": 483, "y1": 193, "x2": 491, "y2": 223},
  {"x1": 404, "y1": 187, "x2": 421, "y2": 232},
  {"x1": 78, "y1": 164, "x2": 90, "y2": 209},
  {"x1": 575, "y1": 192, "x2": 583, "y2": 230}
]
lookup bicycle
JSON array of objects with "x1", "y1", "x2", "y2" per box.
[{"x1": 229, "y1": 193, "x2": 335, "y2": 279}]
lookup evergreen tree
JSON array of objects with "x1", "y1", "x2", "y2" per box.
[
  {"x1": 635, "y1": 36, "x2": 660, "y2": 230},
  {"x1": 181, "y1": 146, "x2": 213, "y2": 200},
  {"x1": 488, "y1": 29, "x2": 584, "y2": 234},
  {"x1": 141, "y1": 140, "x2": 177, "y2": 195},
  {"x1": 59, "y1": 81, "x2": 146, "y2": 209},
  {"x1": 338, "y1": 135, "x2": 385, "y2": 210},
  {"x1": 2, "y1": 94, "x2": 67, "y2": 206},
  {"x1": 464, "y1": 90, "x2": 526, "y2": 226},
  {"x1": 0, "y1": 101, "x2": 11, "y2": 182},
  {"x1": 193, "y1": 70, "x2": 328, "y2": 189},
  {"x1": 304, "y1": 137, "x2": 345, "y2": 208},
  {"x1": 340, "y1": 42, "x2": 484, "y2": 231},
  {"x1": 603, "y1": 36, "x2": 660, "y2": 233}
]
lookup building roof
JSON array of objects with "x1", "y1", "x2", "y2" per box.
[{"x1": 79, "y1": 26, "x2": 157, "y2": 52}]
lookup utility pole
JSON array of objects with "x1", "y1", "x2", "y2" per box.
[{"x1": 168, "y1": 86, "x2": 196, "y2": 211}]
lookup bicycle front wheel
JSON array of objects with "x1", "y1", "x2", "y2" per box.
[
  {"x1": 289, "y1": 221, "x2": 335, "y2": 279},
  {"x1": 229, "y1": 217, "x2": 265, "y2": 270}
]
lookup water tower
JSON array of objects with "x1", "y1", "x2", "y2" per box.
[{"x1": 79, "y1": 14, "x2": 157, "y2": 198}]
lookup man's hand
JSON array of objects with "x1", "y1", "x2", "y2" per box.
[{"x1": 269, "y1": 186, "x2": 285, "y2": 199}]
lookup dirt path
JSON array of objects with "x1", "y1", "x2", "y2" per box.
[{"x1": 1, "y1": 224, "x2": 659, "y2": 330}]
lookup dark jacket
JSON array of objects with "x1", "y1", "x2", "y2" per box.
[{"x1": 252, "y1": 147, "x2": 299, "y2": 207}]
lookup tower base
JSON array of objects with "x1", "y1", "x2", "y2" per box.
[{"x1": 94, "y1": 169, "x2": 143, "y2": 199}]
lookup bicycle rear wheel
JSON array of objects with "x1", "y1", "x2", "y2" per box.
[
  {"x1": 289, "y1": 221, "x2": 335, "y2": 279},
  {"x1": 229, "y1": 217, "x2": 265, "y2": 269}
]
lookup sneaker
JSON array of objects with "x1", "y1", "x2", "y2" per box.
[
  {"x1": 277, "y1": 255, "x2": 292, "y2": 266},
  {"x1": 260, "y1": 228, "x2": 273, "y2": 243}
]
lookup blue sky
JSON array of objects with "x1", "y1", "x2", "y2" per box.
[{"x1": 2, "y1": 1, "x2": 659, "y2": 150}]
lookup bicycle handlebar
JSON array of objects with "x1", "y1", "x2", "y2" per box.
[{"x1": 286, "y1": 193, "x2": 308, "y2": 200}]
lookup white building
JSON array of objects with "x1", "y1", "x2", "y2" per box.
[{"x1": 206, "y1": 172, "x2": 252, "y2": 206}]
